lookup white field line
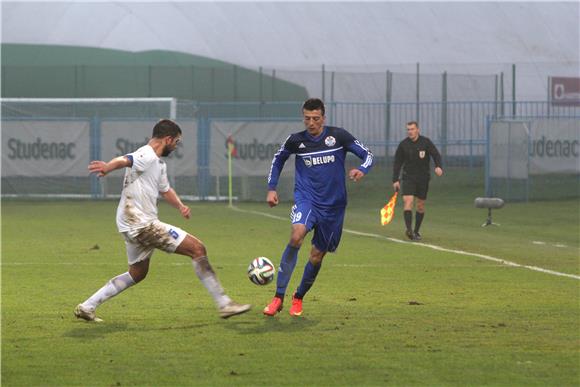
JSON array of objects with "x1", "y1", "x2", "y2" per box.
[
  {"x1": 230, "y1": 206, "x2": 580, "y2": 281},
  {"x1": 2, "y1": 262, "x2": 506, "y2": 268}
]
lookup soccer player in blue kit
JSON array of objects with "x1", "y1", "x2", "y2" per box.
[{"x1": 264, "y1": 98, "x2": 373, "y2": 317}]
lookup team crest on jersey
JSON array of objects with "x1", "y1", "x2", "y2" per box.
[
  {"x1": 419, "y1": 150, "x2": 426, "y2": 159},
  {"x1": 324, "y1": 136, "x2": 336, "y2": 147}
]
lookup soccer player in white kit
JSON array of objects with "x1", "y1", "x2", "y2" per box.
[{"x1": 75, "y1": 119, "x2": 251, "y2": 322}]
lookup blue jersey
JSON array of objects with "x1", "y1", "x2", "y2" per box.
[{"x1": 268, "y1": 126, "x2": 373, "y2": 208}]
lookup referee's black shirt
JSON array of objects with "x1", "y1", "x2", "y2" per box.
[{"x1": 392, "y1": 135, "x2": 442, "y2": 182}]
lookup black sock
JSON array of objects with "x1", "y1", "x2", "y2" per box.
[
  {"x1": 415, "y1": 212, "x2": 424, "y2": 233},
  {"x1": 404, "y1": 210, "x2": 412, "y2": 231}
]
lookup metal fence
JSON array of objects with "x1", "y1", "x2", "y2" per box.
[
  {"x1": 197, "y1": 100, "x2": 580, "y2": 162},
  {"x1": 189, "y1": 100, "x2": 579, "y2": 202},
  {"x1": 2, "y1": 98, "x2": 579, "y2": 202}
]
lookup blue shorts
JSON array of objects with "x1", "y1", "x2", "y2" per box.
[{"x1": 290, "y1": 202, "x2": 346, "y2": 252}]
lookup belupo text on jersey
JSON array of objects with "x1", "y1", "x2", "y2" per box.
[
  {"x1": 268, "y1": 126, "x2": 373, "y2": 208},
  {"x1": 303, "y1": 154, "x2": 335, "y2": 167}
]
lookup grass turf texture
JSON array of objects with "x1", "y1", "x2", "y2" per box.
[{"x1": 2, "y1": 197, "x2": 579, "y2": 386}]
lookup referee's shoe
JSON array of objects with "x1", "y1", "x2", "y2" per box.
[
  {"x1": 405, "y1": 230, "x2": 415, "y2": 240},
  {"x1": 413, "y1": 231, "x2": 422, "y2": 241}
]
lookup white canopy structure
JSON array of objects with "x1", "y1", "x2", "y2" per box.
[{"x1": 2, "y1": 1, "x2": 578, "y2": 100}]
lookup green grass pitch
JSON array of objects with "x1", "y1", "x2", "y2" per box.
[{"x1": 2, "y1": 196, "x2": 579, "y2": 386}]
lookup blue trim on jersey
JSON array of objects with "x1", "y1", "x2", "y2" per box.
[
  {"x1": 298, "y1": 147, "x2": 344, "y2": 157},
  {"x1": 125, "y1": 154, "x2": 134, "y2": 167},
  {"x1": 267, "y1": 126, "x2": 373, "y2": 208}
]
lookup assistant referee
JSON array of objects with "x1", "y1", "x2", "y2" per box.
[{"x1": 392, "y1": 121, "x2": 443, "y2": 240}]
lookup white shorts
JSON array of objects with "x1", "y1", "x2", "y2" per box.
[{"x1": 122, "y1": 220, "x2": 187, "y2": 265}]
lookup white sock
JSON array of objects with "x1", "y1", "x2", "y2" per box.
[
  {"x1": 192, "y1": 256, "x2": 232, "y2": 309},
  {"x1": 81, "y1": 272, "x2": 136, "y2": 310}
]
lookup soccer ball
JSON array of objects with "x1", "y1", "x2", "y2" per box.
[{"x1": 247, "y1": 257, "x2": 275, "y2": 286}]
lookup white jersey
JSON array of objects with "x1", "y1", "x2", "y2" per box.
[{"x1": 116, "y1": 145, "x2": 170, "y2": 232}]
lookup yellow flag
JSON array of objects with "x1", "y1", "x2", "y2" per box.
[
  {"x1": 226, "y1": 136, "x2": 237, "y2": 156},
  {"x1": 380, "y1": 191, "x2": 398, "y2": 225}
]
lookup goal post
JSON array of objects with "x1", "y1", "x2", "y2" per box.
[
  {"x1": 1, "y1": 97, "x2": 180, "y2": 199},
  {"x1": 1, "y1": 97, "x2": 177, "y2": 119}
]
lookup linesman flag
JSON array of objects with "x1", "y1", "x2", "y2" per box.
[
  {"x1": 380, "y1": 191, "x2": 398, "y2": 225},
  {"x1": 226, "y1": 135, "x2": 237, "y2": 157}
]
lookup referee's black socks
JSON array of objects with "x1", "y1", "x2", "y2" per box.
[
  {"x1": 404, "y1": 210, "x2": 413, "y2": 232},
  {"x1": 415, "y1": 212, "x2": 425, "y2": 233}
]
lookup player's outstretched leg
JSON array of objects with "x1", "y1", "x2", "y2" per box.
[
  {"x1": 265, "y1": 224, "x2": 306, "y2": 317},
  {"x1": 264, "y1": 244, "x2": 299, "y2": 316},
  {"x1": 177, "y1": 234, "x2": 251, "y2": 318},
  {"x1": 191, "y1": 255, "x2": 252, "y2": 319},
  {"x1": 290, "y1": 246, "x2": 326, "y2": 316},
  {"x1": 291, "y1": 260, "x2": 323, "y2": 316},
  {"x1": 74, "y1": 271, "x2": 137, "y2": 322},
  {"x1": 275, "y1": 244, "x2": 300, "y2": 296}
]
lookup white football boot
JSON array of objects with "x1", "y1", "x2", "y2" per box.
[
  {"x1": 74, "y1": 304, "x2": 103, "y2": 322},
  {"x1": 219, "y1": 301, "x2": 252, "y2": 319}
]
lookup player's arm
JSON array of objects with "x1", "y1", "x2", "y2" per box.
[
  {"x1": 343, "y1": 133, "x2": 373, "y2": 182},
  {"x1": 161, "y1": 188, "x2": 191, "y2": 219},
  {"x1": 266, "y1": 190, "x2": 279, "y2": 208},
  {"x1": 426, "y1": 139, "x2": 443, "y2": 176},
  {"x1": 88, "y1": 156, "x2": 131, "y2": 177},
  {"x1": 267, "y1": 136, "x2": 292, "y2": 207}
]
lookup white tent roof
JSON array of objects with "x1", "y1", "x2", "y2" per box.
[{"x1": 2, "y1": 1, "x2": 579, "y2": 99}]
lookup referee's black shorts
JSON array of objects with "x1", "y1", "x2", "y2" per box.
[{"x1": 402, "y1": 175, "x2": 430, "y2": 200}]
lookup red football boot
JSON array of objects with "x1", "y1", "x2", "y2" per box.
[
  {"x1": 289, "y1": 293, "x2": 303, "y2": 316},
  {"x1": 263, "y1": 296, "x2": 283, "y2": 316}
]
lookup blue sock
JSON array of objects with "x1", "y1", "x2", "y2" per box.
[
  {"x1": 295, "y1": 261, "x2": 322, "y2": 299},
  {"x1": 275, "y1": 245, "x2": 299, "y2": 298}
]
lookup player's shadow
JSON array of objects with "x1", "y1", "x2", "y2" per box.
[
  {"x1": 221, "y1": 315, "x2": 319, "y2": 335},
  {"x1": 138, "y1": 323, "x2": 212, "y2": 332},
  {"x1": 64, "y1": 322, "x2": 129, "y2": 340},
  {"x1": 65, "y1": 321, "x2": 212, "y2": 340}
]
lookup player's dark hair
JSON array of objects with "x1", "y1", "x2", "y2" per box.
[
  {"x1": 406, "y1": 121, "x2": 419, "y2": 128},
  {"x1": 152, "y1": 119, "x2": 182, "y2": 138},
  {"x1": 302, "y1": 98, "x2": 325, "y2": 116}
]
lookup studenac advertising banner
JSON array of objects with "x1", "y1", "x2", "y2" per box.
[
  {"x1": 210, "y1": 121, "x2": 304, "y2": 176},
  {"x1": 2, "y1": 120, "x2": 91, "y2": 176},
  {"x1": 100, "y1": 120, "x2": 198, "y2": 177},
  {"x1": 529, "y1": 118, "x2": 579, "y2": 174}
]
